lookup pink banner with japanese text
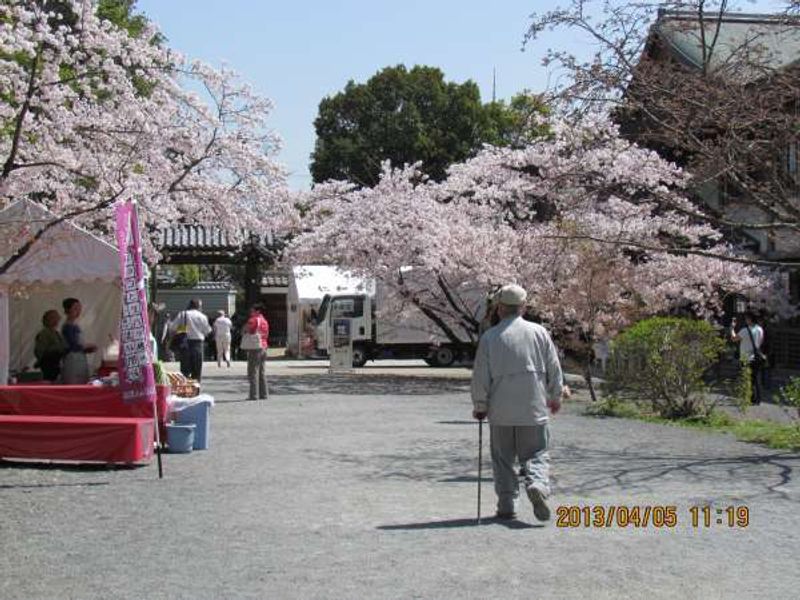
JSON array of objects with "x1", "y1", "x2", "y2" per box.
[{"x1": 114, "y1": 201, "x2": 156, "y2": 404}]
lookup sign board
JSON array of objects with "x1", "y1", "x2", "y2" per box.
[
  {"x1": 329, "y1": 317, "x2": 353, "y2": 372},
  {"x1": 114, "y1": 201, "x2": 156, "y2": 404}
]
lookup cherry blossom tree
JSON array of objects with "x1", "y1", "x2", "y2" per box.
[
  {"x1": 0, "y1": 0, "x2": 289, "y2": 273},
  {"x1": 288, "y1": 166, "x2": 513, "y2": 350},
  {"x1": 290, "y1": 115, "x2": 791, "y2": 397},
  {"x1": 525, "y1": 0, "x2": 800, "y2": 261}
]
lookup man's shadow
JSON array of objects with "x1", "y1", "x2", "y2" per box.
[{"x1": 377, "y1": 516, "x2": 544, "y2": 530}]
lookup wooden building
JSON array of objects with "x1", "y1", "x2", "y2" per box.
[{"x1": 154, "y1": 224, "x2": 289, "y2": 346}]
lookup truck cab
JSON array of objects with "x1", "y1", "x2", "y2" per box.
[
  {"x1": 314, "y1": 292, "x2": 464, "y2": 367},
  {"x1": 314, "y1": 293, "x2": 372, "y2": 366}
]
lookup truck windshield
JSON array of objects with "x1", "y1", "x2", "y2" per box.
[{"x1": 317, "y1": 295, "x2": 331, "y2": 323}]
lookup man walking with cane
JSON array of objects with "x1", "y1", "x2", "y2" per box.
[{"x1": 471, "y1": 284, "x2": 563, "y2": 521}]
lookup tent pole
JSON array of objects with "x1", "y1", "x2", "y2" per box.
[
  {"x1": 153, "y1": 394, "x2": 164, "y2": 479},
  {"x1": 0, "y1": 288, "x2": 9, "y2": 385},
  {"x1": 150, "y1": 263, "x2": 158, "y2": 303}
]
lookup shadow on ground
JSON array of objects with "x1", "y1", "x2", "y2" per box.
[
  {"x1": 321, "y1": 432, "x2": 800, "y2": 503},
  {"x1": 204, "y1": 374, "x2": 470, "y2": 398},
  {"x1": 555, "y1": 444, "x2": 800, "y2": 502},
  {"x1": 377, "y1": 517, "x2": 541, "y2": 530},
  {"x1": 0, "y1": 459, "x2": 139, "y2": 472},
  {"x1": 0, "y1": 481, "x2": 111, "y2": 490}
]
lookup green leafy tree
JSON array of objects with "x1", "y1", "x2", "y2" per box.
[
  {"x1": 311, "y1": 65, "x2": 539, "y2": 186},
  {"x1": 175, "y1": 265, "x2": 200, "y2": 288},
  {"x1": 96, "y1": 0, "x2": 149, "y2": 36},
  {"x1": 482, "y1": 92, "x2": 550, "y2": 148},
  {"x1": 604, "y1": 317, "x2": 726, "y2": 419}
]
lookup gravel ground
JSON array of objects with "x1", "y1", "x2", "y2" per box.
[{"x1": 2, "y1": 361, "x2": 799, "y2": 599}]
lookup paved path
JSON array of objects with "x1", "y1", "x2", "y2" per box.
[{"x1": 2, "y1": 361, "x2": 799, "y2": 599}]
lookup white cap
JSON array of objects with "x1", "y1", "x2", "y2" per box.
[{"x1": 497, "y1": 284, "x2": 527, "y2": 306}]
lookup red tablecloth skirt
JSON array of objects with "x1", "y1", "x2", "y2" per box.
[
  {"x1": 0, "y1": 415, "x2": 154, "y2": 463},
  {"x1": 0, "y1": 384, "x2": 169, "y2": 431}
]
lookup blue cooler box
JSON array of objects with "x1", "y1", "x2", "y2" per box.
[
  {"x1": 175, "y1": 400, "x2": 212, "y2": 450},
  {"x1": 166, "y1": 423, "x2": 195, "y2": 453}
]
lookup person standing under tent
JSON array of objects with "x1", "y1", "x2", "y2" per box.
[
  {"x1": 34, "y1": 309, "x2": 67, "y2": 382},
  {"x1": 471, "y1": 284, "x2": 563, "y2": 521},
  {"x1": 60, "y1": 298, "x2": 97, "y2": 384}
]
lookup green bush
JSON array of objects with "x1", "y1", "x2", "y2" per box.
[
  {"x1": 175, "y1": 265, "x2": 200, "y2": 287},
  {"x1": 604, "y1": 317, "x2": 726, "y2": 419},
  {"x1": 779, "y1": 377, "x2": 800, "y2": 424}
]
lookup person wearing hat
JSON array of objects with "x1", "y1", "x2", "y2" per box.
[{"x1": 471, "y1": 283, "x2": 563, "y2": 521}]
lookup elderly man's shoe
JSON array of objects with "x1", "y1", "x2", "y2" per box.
[
  {"x1": 526, "y1": 484, "x2": 551, "y2": 521},
  {"x1": 495, "y1": 511, "x2": 517, "y2": 520}
]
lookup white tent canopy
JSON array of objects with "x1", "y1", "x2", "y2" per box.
[{"x1": 0, "y1": 200, "x2": 121, "y2": 383}]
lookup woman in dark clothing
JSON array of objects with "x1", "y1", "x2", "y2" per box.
[{"x1": 34, "y1": 309, "x2": 67, "y2": 382}]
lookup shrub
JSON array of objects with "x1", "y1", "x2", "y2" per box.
[
  {"x1": 779, "y1": 377, "x2": 800, "y2": 425},
  {"x1": 604, "y1": 317, "x2": 726, "y2": 419}
]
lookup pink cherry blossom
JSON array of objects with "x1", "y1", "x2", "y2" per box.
[
  {"x1": 1, "y1": 0, "x2": 290, "y2": 270},
  {"x1": 289, "y1": 115, "x2": 792, "y2": 361}
]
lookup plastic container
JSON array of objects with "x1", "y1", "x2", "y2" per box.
[
  {"x1": 174, "y1": 400, "x2": 212, "y2": 450},
  {"x1": 166, "y1": 423, "x2": 195, "y2": 453}
]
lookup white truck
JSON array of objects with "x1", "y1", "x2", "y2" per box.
[
  {"x1": 286, "y1": 265, "x2": 371, "y2": 357},
  {"x1": 314, "y1": 282, "x2": 484, "y2": 367}
]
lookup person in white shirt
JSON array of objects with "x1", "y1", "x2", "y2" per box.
[
  {"x1": 471, "y1": 283, "x2": 563, "y2": 522},
  {"x1": 213, "y1": 310, "x2": 233, "y2": 368},
  {"x1": 730, "y1": 312, "x2": 766, "y2": 405},
  {"x1": 169, "y1": 299, "x2": 211, "y2": 381}
]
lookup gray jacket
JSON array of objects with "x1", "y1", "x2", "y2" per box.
[{"x1": 471, "y1": 315, "x2": 563, "y2": 426}]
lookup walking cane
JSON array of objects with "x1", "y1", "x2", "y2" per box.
[{"x1": 477, "y1": 417, "x2": 483, "y2": 524}]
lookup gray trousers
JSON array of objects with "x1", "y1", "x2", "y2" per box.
[
  {"x1": 247, "y1": 348, "x2": 268, "y2": 399},
  {"x1": 490, "y1": 423, "x2": 550, "y2": 513}
]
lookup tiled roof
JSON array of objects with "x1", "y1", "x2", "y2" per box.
[
  {"x1": 159, "y1": 281, "x2": 237, "y2": 291},
  {"x1": 655, "y1": 11, "x2": 800, "y2": 76},
  {"x1": 194, "y1": 281, "x2": 238, "y2": 291},
  {"x1": 158, "y1": 225, "x2": 279, "y2": 251},
  {"x1": 260, "y1": 272, "x2": 289, "y2": 288}
]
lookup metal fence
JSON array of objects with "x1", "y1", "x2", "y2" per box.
[{"x1": 766, "y1": 326, "x2": 800, "y2": 368}]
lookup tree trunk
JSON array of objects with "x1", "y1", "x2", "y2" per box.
[{"x1": 584, "y1": 358, "x2": 598, "y2": 403}]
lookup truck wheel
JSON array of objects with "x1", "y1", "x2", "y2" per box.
[
  {"x1": 352, "y1": 346, "x2": 368, "y2": 368},
  {"x1": 431, "y1": 346, "x2": 455, "y2": 367}
]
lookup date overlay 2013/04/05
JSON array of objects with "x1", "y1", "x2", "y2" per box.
[{"x1": 555, "y1": 505, "x2": 750, "y2": 529}]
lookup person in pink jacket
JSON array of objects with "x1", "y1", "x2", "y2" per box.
[{"x1": 245, "y1": 304, "x2": 270, "y2": 400}]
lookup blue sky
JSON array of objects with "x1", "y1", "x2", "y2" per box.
[{"x1": 136, "y1": 0, "x2": 785, "y2": 189}]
